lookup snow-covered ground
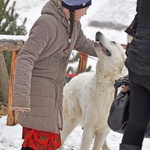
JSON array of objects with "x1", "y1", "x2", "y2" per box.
[
  {"x1": 1, "y1": 0, "x2": 150, "y2": 149},
  {"x1": 0, "y1": 116, "x2": 150, "y2": 150}
]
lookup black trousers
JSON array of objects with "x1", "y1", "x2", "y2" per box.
[{"x1": 122, "y1": 82, "x2": 150, "y2": 147}]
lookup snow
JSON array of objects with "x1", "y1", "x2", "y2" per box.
[
  {"x1": 1, "y1": 116, "x2": 150, "y2": 150},
  {"x1": 0, "y1": 35, "x2": 27, "y2": 41},
  {"x1": 1, "y1": 0, "x2": 150, "y2": 149}
]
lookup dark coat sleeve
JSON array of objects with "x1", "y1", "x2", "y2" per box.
[{"x1": 125, "y1": 0, "x2": 139, "y2": 37}]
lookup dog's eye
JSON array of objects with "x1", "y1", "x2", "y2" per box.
[{"x1": 111, "y1": 41, "x2": 116, "y2": 45}]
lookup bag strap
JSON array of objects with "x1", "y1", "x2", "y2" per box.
[{"x1": 114, "y1": 88, "x2": 118, "y2": 100}]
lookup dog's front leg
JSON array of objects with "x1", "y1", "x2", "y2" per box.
[
  {"x1": 80, "y1": 124, "x2": 95, "y2": 150},
  {"x1": 92, "y1": 129, "x2": 110, "y2": 150},
  {"x1": 102, "y1": 140, "x2": 111, "y2": 150}
]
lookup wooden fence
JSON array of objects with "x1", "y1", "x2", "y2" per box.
[{"x1": 0, "y1": 39, "x2": 24, "y2": 125}]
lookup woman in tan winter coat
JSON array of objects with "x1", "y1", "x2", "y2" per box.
[{"x1": 12, "y1": 0, "x2": 100, "y2": 149}]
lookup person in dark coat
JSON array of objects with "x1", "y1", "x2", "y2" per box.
[{"x1": 120, "y1": 0, "x2": 150, "y2": 149}]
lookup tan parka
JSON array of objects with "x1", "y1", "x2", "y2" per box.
[{"x1": 12, "y1": 0, "x2": 97, "y2": 133}]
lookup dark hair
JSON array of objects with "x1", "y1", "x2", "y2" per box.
[{"x1": 69, "y1": 11, "x2": 75, "y2": 43}]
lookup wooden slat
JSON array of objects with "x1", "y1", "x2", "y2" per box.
[
  {"x1": 77, "y1": 53, "x2": 88, "y2": 74},
  {"x1": 6, "y1": 51, "x2": 18, "y2": 126},
  {"x1": 0, "y1": 40, "x2": 24, "y2": 52},
  {"x1": 0, "y1": 52, "x2": 9, "y2": 103},
  {"x1": 121, "y1": 44, "x2": 127, "y2": 50}
]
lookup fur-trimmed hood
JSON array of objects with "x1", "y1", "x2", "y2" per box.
[
  {"x1": 41, "y1": 0, "x2": 65, "y2": 19},
  {"x1": 41, "y1": 0, "x2": 70, "y2": 29}
]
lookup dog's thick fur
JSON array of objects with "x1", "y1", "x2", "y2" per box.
[{"x1": 60, "y1": 32, "x2": 127, "y2": 150}]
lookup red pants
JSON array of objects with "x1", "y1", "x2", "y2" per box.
[{"x1": 22, "y1": 127, "x2": 61, "y2": 150}]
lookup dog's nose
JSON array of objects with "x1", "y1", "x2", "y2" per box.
[
  {"x1": 95, "y1": 31, "x2": 102, "y2": 42},
  {"x1": 97, "y1": 31, "x2": 102, "y2": 35}
]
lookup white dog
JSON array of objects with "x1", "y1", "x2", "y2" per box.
[{"x1": 60, "y1": 32, "x2": 127, "y2": 150}]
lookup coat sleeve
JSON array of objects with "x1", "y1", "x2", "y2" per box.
[
  {"x1": 12, "y1": 19, "x2": 51, "y2": 109},
  {"x1": 74, "y1": 22, "x2": 97, "y2": 57},
  {"x1": 125, "y1": 0, "x2": 139, "y2": 37}
]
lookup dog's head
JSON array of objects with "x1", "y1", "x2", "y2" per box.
[{"x1": 94, "y1": 31, "x2": 127, "y2": 77}]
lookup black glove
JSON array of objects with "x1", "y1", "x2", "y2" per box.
[{"x1": 114, "y1": 75, "x2": 130, "y2": 89}]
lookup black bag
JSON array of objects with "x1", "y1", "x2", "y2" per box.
[
  {"x1": 107, "y1": 75, "x2": 150, "y2": 138},
  {"x1": 108, "y1": 90, "x2": 130, "y2": 133}
]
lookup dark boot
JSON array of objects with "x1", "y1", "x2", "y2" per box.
[
  {"x1": 120, "y1": 144, "x2": 141, "y2": 150},
  {"x1": 21, "y1": 147, "x2": 33, "y2": 150}
]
